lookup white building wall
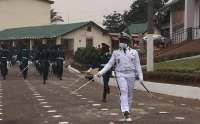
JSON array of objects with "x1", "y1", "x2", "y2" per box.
[
  {"x1": 0, "y1": 0, "x2": 51, "y2": 31},
  {"x1": 62, "y1": 24, "x2": 111, "y2": 51}
]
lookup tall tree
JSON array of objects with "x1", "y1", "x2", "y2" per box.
[
  {"x1": 51, "y1": 9, "x2": 64, "y2": 24},
  {"x1": 102, "y1": 11, "x2": 126, "y2": 33},
  {"x1": 102, "y1": 0, "x2": 169, "y2": 32}
]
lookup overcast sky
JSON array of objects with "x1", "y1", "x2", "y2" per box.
[{"x1": 51, "y1": 0, "x2": 172, "y2": 27}]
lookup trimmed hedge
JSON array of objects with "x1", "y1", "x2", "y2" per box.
[
  {"x1": 155, "y1": 67, "x2": 196, "y2": 73},
  {"x1": 140, "y1": 51, "x2": 200, "y2": 65},
  {"x1": 143, "y1": 71, "x2": 200, "y2": 83},
  {"x1": 142, "y1": 67, "x2": 200, "y2": 86}
]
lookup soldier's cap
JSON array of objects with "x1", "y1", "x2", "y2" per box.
[
  {"x1": 57, "y1": 44, "x2": 62, "y2": 47},
  {"x1": 101, "y1": 43, "x2": 110, "y2": 48},
  {"x1": 23, "y1": 43, "x2": 28, "y2": 47},
  {"x1": 118, "y1": 32, "x2": 132, "y2": 41},
  {"x1": 40, "y1": 43, "x2": 45, "y2": 46}
]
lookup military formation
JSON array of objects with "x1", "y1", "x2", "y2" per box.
[
  {"x1": 0, "y1": 43, "x2": 65, "y2": 84},
  {"x1": 0, "y1": 32, "x2": 143, "y2": 123}
]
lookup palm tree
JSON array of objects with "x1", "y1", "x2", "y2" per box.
[{"x1": 51, "y1": 9, "x2": 64, "y2": 24}]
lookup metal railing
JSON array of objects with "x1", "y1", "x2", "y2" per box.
[{"x1": 164, "y1": 26, "x2": 200, "y2": 46}]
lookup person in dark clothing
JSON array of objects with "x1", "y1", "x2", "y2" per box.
[
  {"x1": 17, "y1": 44, "x2": 31, "y2": 79},
  {"x1": 33, "y1": 44, "x2": 51, "y2": 84},
  {"x1": 50, "y1": 45, "x2": 57, "y2": 76},
  {"x1": 0, "y1": 44, "x2": 11, "y2": 80},
  {"x1": 87, "y1": 43, "x2": 114, "y2": 102},
  {"x1": 55, "y1": 44, "x2": 65, "y2": 80}
]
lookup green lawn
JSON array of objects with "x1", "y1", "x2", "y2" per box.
[{"x1": 154, "y1": 58, "x2": 200, "y2": 69}]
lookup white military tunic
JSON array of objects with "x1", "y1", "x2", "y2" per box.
[{"x1": 99, "y1": 46, "x2": 143, "y2": 113}]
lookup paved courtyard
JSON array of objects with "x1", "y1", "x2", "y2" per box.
[{"x1": 0, "y1": 65, "x2": 199, "y2": 124}]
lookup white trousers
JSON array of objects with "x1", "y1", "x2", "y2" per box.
[{"x1": 117, "y1": 77, "x2": 135, "y2": 113}]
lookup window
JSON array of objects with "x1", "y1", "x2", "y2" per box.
[
  {"x1": 172, "y1": 8, "x2": 184, "y2": 25},
  {"x1": 86, "y1": 38, "x2": 93, "y2": 47},
  {"x1": 87, "y1": 26, "x2": 91, "y2": 32},
  {"x1": 61, "y1": 39, "x2": 68, "y2": 50},
  {"x1": 112, "y1": 41, "x2": 119, "y2": 49}
]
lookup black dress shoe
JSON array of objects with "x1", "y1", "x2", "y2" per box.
[
  {"x1": 43, "y1": 80, "x2": 46, "y2": 84},
  {"x1": 102, "y1": 98, "x2": 107, "y2": 102}
]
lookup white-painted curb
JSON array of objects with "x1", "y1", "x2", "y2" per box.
[
  {"x1": 68, "y1": 65, "x2": 81, "y2": 74},
  {"x1": 68, "y1": 65, "x2": 200, "y2": 100}
]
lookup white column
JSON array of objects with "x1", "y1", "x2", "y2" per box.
[
  {"x1": 147, "y1": 34, "x2": 154, "y2": 71},
  {"x1": 30, "y1": 40, "x2": 34, "y2": 50},
  {"x1": 56, "y1": 38, "x2": 61, "y2": 45},
  {"x1": 42, "y1": 39, "x2": 47, "y2": 44},
  {"x1": 170, "y1": 9, "x2": 173, "y2": 35},
  {"x1": 184, "y1": 0, "x2": 195, "y2": 29}
]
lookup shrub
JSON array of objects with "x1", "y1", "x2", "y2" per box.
[
  {"x1": 73, "y1": 46, "x2": 100, "y2": 69},
  {"x1": 155, "y1": 67, "x2": 196, "y2": 73},
  {"x1": 143, "y1": 71, "x2": 200, "y2": 83},
  {"x1": 141, "y1": 51, "x2": 200, "y2": 64}
]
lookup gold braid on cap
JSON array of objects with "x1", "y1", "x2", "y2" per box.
[{"x1": 119, "y1": 36, "x2": 130, "y2": 41}]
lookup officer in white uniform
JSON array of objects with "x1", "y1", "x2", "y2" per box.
[{"x1": 97, "y1": 32, "x2": 143, "y2": 122}]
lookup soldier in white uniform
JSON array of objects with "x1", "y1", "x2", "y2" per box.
[{"x1": 97, "y1": 32, "x2": 143, "y2": 122}]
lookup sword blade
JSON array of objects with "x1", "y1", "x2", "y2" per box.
[
  {"x1": 140, "y1": 82, "x2": 154, "y2": 97},
  {"x1": 17, "y1": 63, "x2": 31, "y2": 76},
  {"x1": 66, "y1": 73, "x2": 87, "y2": 88},
  {"x1": 70, "y1": 76, "x2": 97, "y2": 94}
]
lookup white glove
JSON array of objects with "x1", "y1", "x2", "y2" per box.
[
  {"x1": 28, "y1": 61, "x2": 32, "y2": 65},
  {"x1": 97, "y1": 71, "x2": 103, "y2": 77},
  {"x1": 87, "y1": 68, "x2": 92, "y2": 73},
  {"x1": 138, "y1": 73, "x2": 143, "y2": 83},
  {"x1": 63, "y1": 61, "x2": 65, "y2": 64},
  {"x1": 112, "y1": 71, "x2": 115, "y2": 77},
  {"x1": 139, "y1": 78, "x2": 143, "y2": 83}
]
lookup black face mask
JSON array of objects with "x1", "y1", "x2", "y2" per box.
[{"x1": 102, "y1": 47, "x2": 107, "y2": 53}]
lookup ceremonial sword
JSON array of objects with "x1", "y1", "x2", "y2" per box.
[
  {"x1": 66, "y1": 73, "x2": 88, "y2": 88},
  {"x1": 114, "y1": 71, "x2": 154, "y2": 97},
  {"x1": 140, "y1": 82, "x2": 154, "y2": 97},
  {"x1": 70, "y1": 75, "x2": 98, "y2": 94},
  {"x1": 17, "y1": 63, "x2": 32, "y2": 76}
]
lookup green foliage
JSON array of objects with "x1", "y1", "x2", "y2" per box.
[
  {"x1": 143, "y1": 71, "x2": 200, "y2": 83},
  {"x1": 71, "y1": 61, "x2": 91, "y2": 71},
  {"x1": 102, "y1": 11, "x2": 126, "y2": 33},
  {"x1": 102, "y1": 0, "x2": 169, "y2": 32},
  {"x1": 155, "y1": 67, "x2": 196, "y2": 73},
  {"x1": 51, "y1": 9, "x2": 64, "y2": 24},
  {"x1": 73, "y1": 46, "x2": 100, "y2": 69}
]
